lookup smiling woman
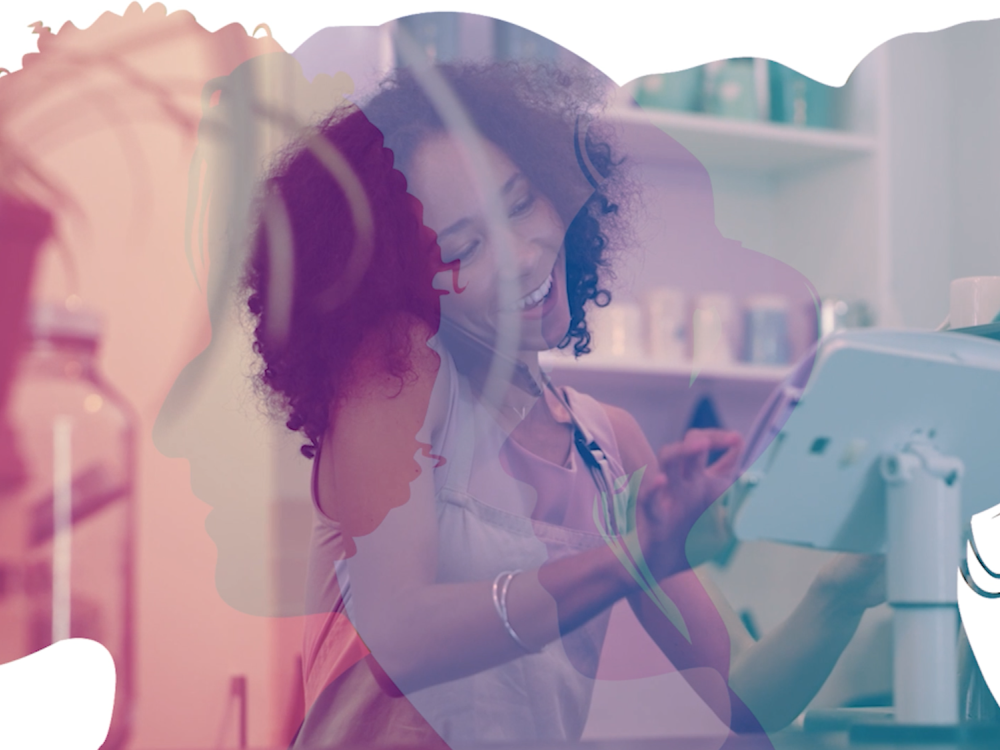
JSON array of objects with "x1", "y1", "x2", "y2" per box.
[
  {"x1": 233, "y1": 60, "x2": 757, "y2": 747},
  {"x1": 231, "y1": 50, "x2": 885, "y2": 749}
]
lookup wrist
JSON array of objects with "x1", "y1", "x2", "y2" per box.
[{"x1": 565, "y1": 537, "x2": 642, "y2": 603}]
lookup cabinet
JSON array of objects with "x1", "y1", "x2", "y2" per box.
[{"x1": 620, "y1": 48, "x2": 889, "y2": 316}]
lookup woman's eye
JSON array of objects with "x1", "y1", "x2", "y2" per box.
[
  {"x1": 447, "y1": 240, "x2": 480, "y2": 263},
  {"x1": 510, "y1": 193, "x2": 536, "y2": 217}
]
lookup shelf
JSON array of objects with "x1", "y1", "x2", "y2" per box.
[
  {"x1": 610, "y1": 105, "x2": 878, "y2": 174},
  {"x1": 540, "y1": 351, "x2": 792, "y2": 385}
]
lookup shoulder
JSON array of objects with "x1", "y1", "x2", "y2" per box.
[
  {"x1": 597, "y1": 401, "x2": 657, "y2": 476},
  {"x1": 318, "y1": 313, "x2": 447, "y2": 524},
  {"x1": 341, "y1": 312, "x2": 442, "y2": 402}
]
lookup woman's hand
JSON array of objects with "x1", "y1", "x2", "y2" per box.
[
  {"x1": 813, "y1": 552, "x2": 887, "y2": 616},
  {"x1": 725, "y1": 552, "x2": 886, "y2": 733},
  {"x1": 638, "y1": 428, "x2": 744, "y2": 579}
]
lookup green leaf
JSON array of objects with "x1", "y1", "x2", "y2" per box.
[{"x1": 592, "y1": 466, "x2": 692, "y2": 642}]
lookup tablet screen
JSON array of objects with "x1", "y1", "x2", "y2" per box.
[{"x1": 740, "y1": 344, "x2": 817, "y2": 473}]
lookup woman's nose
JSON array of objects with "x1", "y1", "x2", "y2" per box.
[
  {"x1": 152, "y1": 348, "x2": 210, "y2": 459},
  {"x1": 503, "y1": 228, "x2": 546, "y2": 281}
]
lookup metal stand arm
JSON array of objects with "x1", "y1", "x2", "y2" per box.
[{"x1": 881, "y1": 440, "x2": 964, "y2": 727}]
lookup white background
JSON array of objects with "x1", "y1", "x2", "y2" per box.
[{"x1": 2, "y1": 1, "x2": 1000, "y2": 84}]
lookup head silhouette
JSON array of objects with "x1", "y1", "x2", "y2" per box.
[{"x1": 152, "y1": 50, "x2": 355, "y2": 616}]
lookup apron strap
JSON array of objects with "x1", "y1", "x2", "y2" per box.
[{"x1": 539, "y1": 373, "x2": 620, "y2": 534}]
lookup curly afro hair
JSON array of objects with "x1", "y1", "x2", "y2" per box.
[
  {"x1": 362, "y1": 61, "x2": 630, "y2": 355},
  {"x1": 242, "y1": 61, "x2": 630, "y2": 458}
]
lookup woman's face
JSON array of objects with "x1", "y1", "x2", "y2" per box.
[{"x1": 407, "y1": 133, "x2": 572, "y2": 352}]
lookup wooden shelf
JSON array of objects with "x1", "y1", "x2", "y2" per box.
[
  {"x1": 611, "y1": 105, "x2": 877, "y2": 174},
  {"x1": 540, "y1": 351, "x2": 792, "y2": 385}
]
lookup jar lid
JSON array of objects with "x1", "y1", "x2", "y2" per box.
[{"x1": 30, "y1": 302, "x2": 103, "y2": 343}]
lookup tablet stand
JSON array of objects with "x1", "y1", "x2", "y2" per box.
[
  {"x1": 730, "y1": 327, "x2": 1000, "y2": 742},
  {"x1": 882, "y1": 440, "x2": 962, "y2": 727}
]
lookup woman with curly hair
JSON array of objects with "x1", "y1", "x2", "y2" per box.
[{"x1": 241, "y1": 57, "x2": 885, "y2": 748}]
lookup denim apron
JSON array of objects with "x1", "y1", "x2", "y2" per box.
[
  {"x1": 402, "y1": 356, "x2": 624, "y2": 743},
  {"x1": 297, "y1": 346, "x2": 626, "y2": 745}
]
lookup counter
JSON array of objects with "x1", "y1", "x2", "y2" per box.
[{"x1": 148, "y1": 728, "x2": 1000, "y2": 750}]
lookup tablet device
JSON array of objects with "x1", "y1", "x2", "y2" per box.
[{"x1": 731, "y1": 328, "x2": 1000, "y2": 553}]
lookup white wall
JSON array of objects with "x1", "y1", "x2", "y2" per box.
[
  {"x1": 947, "y1": 22, "x2": 1000, "y2": 283},
  {"x1": 886, "y1": 19, "x2": 1000, "y2": 329},
  {"x1": 886, "y1": 29, "x2": 955, "y2": 329}
]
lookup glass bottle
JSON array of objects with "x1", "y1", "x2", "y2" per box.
[{"x1": 0, "y1": 302, "x2": 136, "y2": 749}]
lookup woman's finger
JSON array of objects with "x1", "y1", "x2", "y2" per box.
[
  {"x1": 640, "y1": 472, "x2": 669, "y2": 502},
  {"x1": 660, "y1": 447, "x2": 706, "y2": 484},
  {"x1": 682, "y1": 442, "x2": 710, "y2": 482},
  {"x1": 685, "y1": 428, "x2": 743, "y2": 447},
  {"x1": 707, "y1": 439, "x2": 744, "y2": 476},
  {"x1": 658, "y1": 438, "x2": 709, "y2": 467}
]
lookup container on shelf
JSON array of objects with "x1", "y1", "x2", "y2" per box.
[
  {"x1": 588, "y1": 301, "x2": 644, "y2": 361},
  {"x1": 0, "y1": 301, "x2": 136, "y2": 750},
  {"x1": 494, "y1": 20, "x2": 560, "y2": 62},
  {"x1": 395, "y1": 13, "x2": 461, "y2": 64},
  {"x1": 692, "y1": 293, "x2": 737, "y2": 366},
  {"x1": 769, "y1": 61, "x2": 836, "y2": 128},
  {"x1": 744, "y1": 295, "x2": 792, "y2": 365},
  {"x1": 818, "y1": 297, "x2": 874, "y2": 337},
  {"x1": 634, "y1": 68, "x2": 704, "y2": 113},
  {"x1": 643, "y1": 287, "x2": 688, "y2": 363},
  {"x1": 703, "y1": 59, "x2": 768, "y2": 121}
]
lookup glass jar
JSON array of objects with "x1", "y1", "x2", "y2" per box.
[
  {"x1": 395, "y1": 12, "x2": 461, "y2": 64},
  {"x1": 768, "y1": 61, "x2": 836, "y2": 129},
  {"x1": 634, "y1": 68, "x2": 704, "y2": 113},
  {"x1": 704, "y1": 58, "x2": 760, "y2": 120},
  {"x1": 494, "y1": 19, "x2": 560, "y2": 63},
  {"x1": 0, "y1": 302, "x2": 136, "y2": 749}
]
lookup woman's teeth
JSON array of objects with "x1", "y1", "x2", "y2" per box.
[{"x1": 515, "y1": 273, "x2": 553, "y2": 310}]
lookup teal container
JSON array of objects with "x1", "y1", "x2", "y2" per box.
[
  {"x1": 396, "y1": 13, "x2": 460, "y2": 64},
  {"x1": 704, "y1": 59, "x2": 758, "y2": 120},
  {"x1": 634, "y1": 67, "x2": 703, "y2": 112},
  {"x1": 494, "y1": 20, "x2": 560, "y2": 62},
  {"x1": 769, "y1": 61, "x2": 835, "y2": 128}
]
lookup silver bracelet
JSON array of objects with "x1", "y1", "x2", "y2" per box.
[{"x1": 491, "y1": 569, "x2": 533, "y2": 653}]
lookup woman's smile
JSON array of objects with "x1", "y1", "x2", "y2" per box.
[
  {"x1": 409, "y1": 133, "x2": 572, "y2": 350},
  {"x1": 510, "y1": 268, "x2": 562, "y2": 324},
  {"x1": 511, "y1": 271, "x2": 553, "y2": 312}
]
